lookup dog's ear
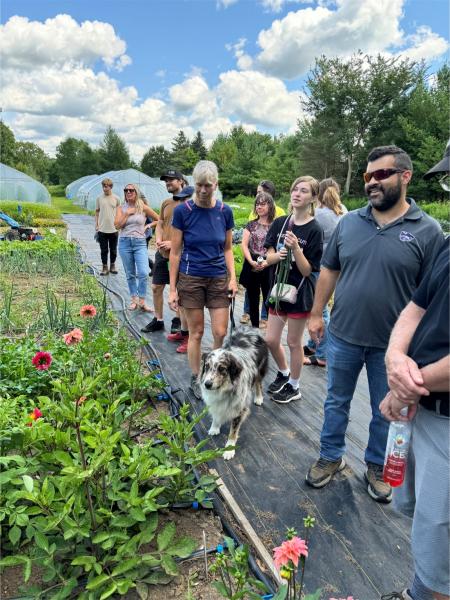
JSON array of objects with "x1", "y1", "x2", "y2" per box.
[
  {"x1": 200, "y1": 352, "x2": 209, "y2": 378},
  {"x1": 229, "y1": 356, "x2": 242, "y2": 383}
]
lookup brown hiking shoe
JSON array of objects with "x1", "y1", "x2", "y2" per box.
[
  {"x1": 100, "y1": 264, "x2": 109, "y2": 276},
  {"x1": 305, "y1": 457, "x2": 346, "y2": 488},
  {"x1": 109, "y1": 263, "x2": 118, "y2": 274},
  {"x1": 365, "y1": 462, "x2": 392, "y2": 503}
]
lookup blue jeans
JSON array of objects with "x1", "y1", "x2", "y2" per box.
[
  {"x1": 118, "y1": 237, "x2": 149, "y2": 298},
  {"x1": 306, "y1": 271, "x2": 328, "y2": 360},
  {"x1": 244, "y1": 290, "x2": 268, "y2": 320},
  {"x1": 319, "y1": 331, "x2": 390, "y2": 466}
]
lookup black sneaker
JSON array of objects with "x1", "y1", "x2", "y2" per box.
[
  {"x1": 267, "y1": 371, "x2": 290, "y2": 394},
  {"x1": 141, "y1": 317, "x2": 164, "y2": 333},
  {"x1": 271, "y1": 383, "x2": 302, "y2": 404},
  {"x1": 171, "y1": 317, "x2": 181, "y2": 334},
  {"x1": 381, "y1": 591, "x2": 413, "y2": 600}
]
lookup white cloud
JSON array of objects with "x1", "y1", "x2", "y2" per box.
[
  {"x1": 226, "y1": 38, "x2": 253, "y2": 70},
  {"x1": 249, "y1": 0, "x2": 447, "y2": 79},
  {"x1": 0, "y1": 14, "x2": 131, "y2": 71},
  {"x1": 217, "y1": 70, "x2": 301, "y2": 128}
]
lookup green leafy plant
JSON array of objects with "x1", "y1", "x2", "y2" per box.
[{"x1": 156, "y1": 403, "x2": 223, "y2": 505}]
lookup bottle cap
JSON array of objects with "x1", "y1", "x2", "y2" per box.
[{"x1": 400, "y1": 406, "x2": 408, "y2": 417}]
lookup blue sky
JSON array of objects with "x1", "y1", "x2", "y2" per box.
[{"x1": 1, "y1": 0, "x2": 448, "y2": 159}]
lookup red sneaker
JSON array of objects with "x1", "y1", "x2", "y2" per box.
[
  {"x1": 167, "y1": 331, "x2": 184, "y2": 342},
  {"x1": 176, "y1": 338, "x2": 189, "y2": 353}
]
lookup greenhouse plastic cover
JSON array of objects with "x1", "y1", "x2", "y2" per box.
[
  {"x1": 71, "y1": 168, "x2": 222, "y2": 210},
  {"x1": 0, "y1": 163, "x2": 51, "y2": 204},
  {"x1": 65, "y1": 174, "x2": 98, "y2": 199}
]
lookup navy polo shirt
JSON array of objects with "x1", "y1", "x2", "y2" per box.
[{"x1": 323, "y1": 199, "x2": 444, "y2": 348}]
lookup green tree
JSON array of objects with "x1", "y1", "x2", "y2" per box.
[
  {"x1": 97, "y1": 126, "x2": 131, "y2": 172},
  {"x1": 265, "y1": 133, "x2": 304, "y2": 196},
  {"x1": 191, "y1": 131, "x2": 207, "y2": 159},
  {"x1": 171, "y1": 130, "x2": 198, "y2": 173},
  {"x1": 14, "y1": 141, "x2": 51, "y2": 183},
  {"x1": 55, "y1": 137, "x2": 97, "y2": 186},
  {"x1": 0, "y1": 121, "x2": 16, "y2": 166},
  {"x1": 302, "y1": 52, "x2": 423, "y2": 194},
  {"x1": 208, "y1": 133, "x2": 238, "y2": 173},
  {"x1": 141, "y1": 145, "x2": 173, "y2": 177}
]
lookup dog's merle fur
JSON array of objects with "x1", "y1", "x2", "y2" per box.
[{"x1": 199, "y1": 326, "x2": 268, "y2": 460}]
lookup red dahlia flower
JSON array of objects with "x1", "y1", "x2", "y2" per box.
[
  {"x1": 80, "y1": 304, "x2": 97, "y2": 318},
  {"x1": 31, "y1": 351, "x2": 53, "y2": 370}
]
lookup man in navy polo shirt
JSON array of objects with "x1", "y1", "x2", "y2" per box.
[
  {"x1": 306, "y1": 145, "x2": 444, "y2": 503},
  {"x1": 380, "y1": 143, "x2": 449, "y2": 600}
]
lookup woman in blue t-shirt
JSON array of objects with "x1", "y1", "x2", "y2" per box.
[{"x1": 169, "y1": 160, "x2": 238, "y2": 398}]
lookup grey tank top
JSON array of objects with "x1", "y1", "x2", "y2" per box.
[{"x1": 119, "y1": 203, "x2": 146, "y2": 239}]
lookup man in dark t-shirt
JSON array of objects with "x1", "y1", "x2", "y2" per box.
[
  {"x1": 305, "y1": 145, "x2": 444, "y2": 503},
  {"x1": 380, "y1": 144, "x2": 449, "y2": 600}
]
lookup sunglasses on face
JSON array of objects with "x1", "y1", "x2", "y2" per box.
[
  {"x1": 363, "y1": 168, "x2": 405, "y2": 184},
  {"x1": 102, "y1": 184, "x2": 112, "y2": 188},
  {"x1": 256, "y1": 200, "x2": 268, "y2": 206},
  {"x1": 124, "y1": 188, "x2": 136, "y2": 193}
]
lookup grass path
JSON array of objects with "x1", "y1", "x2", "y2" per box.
[{"x1": 48, "y1": 184, "x2": 90, "y2": 214}]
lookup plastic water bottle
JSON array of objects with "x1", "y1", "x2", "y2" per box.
[
  {"x1": 257, "y1": 256, "x2": 264, "y2": 265},
  {"x1": 383, "y1": 407, "x2": 412, "y2": 487}
]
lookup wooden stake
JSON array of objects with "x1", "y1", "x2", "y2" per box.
[{"x1": 210, "y1": 468, "x2": 283, "y2": 586}]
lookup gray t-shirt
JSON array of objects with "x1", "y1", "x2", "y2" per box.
[
  {"x1": 323, "y1": 199, "x2": 444, "y2": 348},
  {"x1": 315, "y1": 205, "x2": 347, "y2": 253}
]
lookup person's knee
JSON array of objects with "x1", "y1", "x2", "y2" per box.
[
  {"x1": 152, "y1": 284, "x2": 163, "y2": 295},
  {"x1": 265, "y1": 334, "x2": 279, "y2": 351},
  {"x1": 286, "y1": 336, "x2": 301, "y2": 351},
  {"x1": 189, "y1": 328, "x2": 204, "y2": 341},
  {"x1": 212, "y1": 325, "x2": 227, "y2": 340}
]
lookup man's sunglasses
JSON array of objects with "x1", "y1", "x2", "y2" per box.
[
  {"x1": 363, "y1": 168, "x2": 405, "y2": 183},
  {"x1": 124, "y1": 188, "x2": 136, "y2": 193}
]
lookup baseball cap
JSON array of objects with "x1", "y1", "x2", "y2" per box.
[
  {"x1": 423, "y1": 140, "x2": 450, "y2": 179},
  {"x1": 160, "y1": 169, "x2": 184, "y2": 181},
  {"x1": 173, "y1": 185, "x2": 194, "y2": 199}
]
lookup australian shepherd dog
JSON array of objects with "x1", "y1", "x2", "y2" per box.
[{"x1": 199, "y1": 327, "x2": 268, "y2": 460}]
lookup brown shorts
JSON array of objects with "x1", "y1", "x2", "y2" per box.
[{"x1": 177, "y1": 272, "x2": 229, "y2": 309}]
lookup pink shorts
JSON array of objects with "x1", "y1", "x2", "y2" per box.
[{"x1": 268, "y1": 308, "x2": 310, "y2": 319}]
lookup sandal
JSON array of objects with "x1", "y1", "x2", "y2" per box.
[
  {"x1": 138, "y1": 300, "x2": 154, "y2": 313},
  {"x1": 128, "y1": 297, "x2": 139, "y2": 311},
  {"x1": 303, "y1": 355, "x2": 326, "y2": 367},
  {"x1": 303, "y1": 345, "x2": 315, "y2": 357}
]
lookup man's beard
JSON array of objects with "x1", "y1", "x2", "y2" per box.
[{"x1": 366, "y1": 179, "x2": 402, "y2": 212}]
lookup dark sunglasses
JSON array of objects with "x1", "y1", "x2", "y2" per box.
[
  {"x1": 256, "y1": 200, "x2": 268, "y2": 206},
  {"x1": 363, "y1": 168, "x2": 405, "y2": 183},
  {"x1": 102, "y1": 184, "x2": 112, "y2": 188},
  {"x1": 124, "y1": 188, "x2": 136, "y2": 193}
]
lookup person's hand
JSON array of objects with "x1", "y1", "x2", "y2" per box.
[
  {"x1": 95, "y1": 224, "x2": 99, "y2": 231},
  {"x1": 284, "y1": 231, "x2": 300, "y2": 251},
  {"x1": 385, "y1": 349, "x2": 429, "y2": 404},
  {"x1": 380, "y1": 391, "x2": 418, "y2": 422},
  {"x1": 278, "y1": 246, "x2": 288, "y2": 260},
  {"x1": 308, "y1": 315, "x2": 324, "y2": 344},
  {"x1": 159, "y1": 241, "x2": 171, "y2": 251},
  {"x1": 228, "y1": 279, "x2": 238, "y2": 298},
  {"x1": 168, "y1": 291, "x2": 179, "y2": 312},
  {"x1": 155, "y1": 239, "x2": 162, "y2": 249}
]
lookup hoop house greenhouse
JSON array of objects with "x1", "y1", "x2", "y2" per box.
[
  {"x1": 65, "y1": 174, "x2": 98, "y2": 200},
  {"x1": 74, "y1": 169, "x2": 192, "y2": 210},
  {"x1": 0, "y1": 163, "x2": 50, "y2": 204}
]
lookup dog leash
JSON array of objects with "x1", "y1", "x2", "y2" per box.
[{"x1": 229, "y1": 296, "x2": 236, "y2": 331}]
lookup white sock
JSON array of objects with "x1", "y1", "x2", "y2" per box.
[
  {"x1": 280, "y1": 368, "x2": 290, "y2": 377},
  {"x1": 288, "y1": 377, "x2": 299, "y2": 389}
]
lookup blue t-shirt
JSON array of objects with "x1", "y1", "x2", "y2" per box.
[{"x1": 172, "y1": 199, "x2": 234, "y2": 277}]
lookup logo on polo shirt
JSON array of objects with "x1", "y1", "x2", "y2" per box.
[{"x1": 399, "y1": 231, "x2": 415, "y2": 242}]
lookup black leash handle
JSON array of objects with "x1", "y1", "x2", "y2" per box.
[{"x1": 229, "y1": 296, "x2": 236, "y2": 331}]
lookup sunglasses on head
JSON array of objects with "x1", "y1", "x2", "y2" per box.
[
  {"x1": 363, "y1": 168, "x2": 405, "y2": 184},
  {"x1": 124, "y1": 188, "x2": 136, "y2": 193}
]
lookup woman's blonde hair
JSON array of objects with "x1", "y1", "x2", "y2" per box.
[
  {"x1": 124, "y1": 183, "x2": 144, "y2": 214},
  {"x1": 289, "y1": 176, "x2": 319, "y2": 216},
  {"x1": 319, "y1": 178, "x2": 344, "y2": 216},
  {"x1": 193, "y1": 160, "x2": 219, "y2": 185}
]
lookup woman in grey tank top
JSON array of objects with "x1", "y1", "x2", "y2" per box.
[{"x1": 114, "y1": 184, "x2": 159, "y2": 311}]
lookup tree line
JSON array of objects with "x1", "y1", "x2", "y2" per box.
[{"x1": 1, "y1": 53, "x2": 448, "y2": 201}]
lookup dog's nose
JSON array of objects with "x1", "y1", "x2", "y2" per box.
[{"x1": 204, "y1": 380, "x2": 213, "y2": 389}]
